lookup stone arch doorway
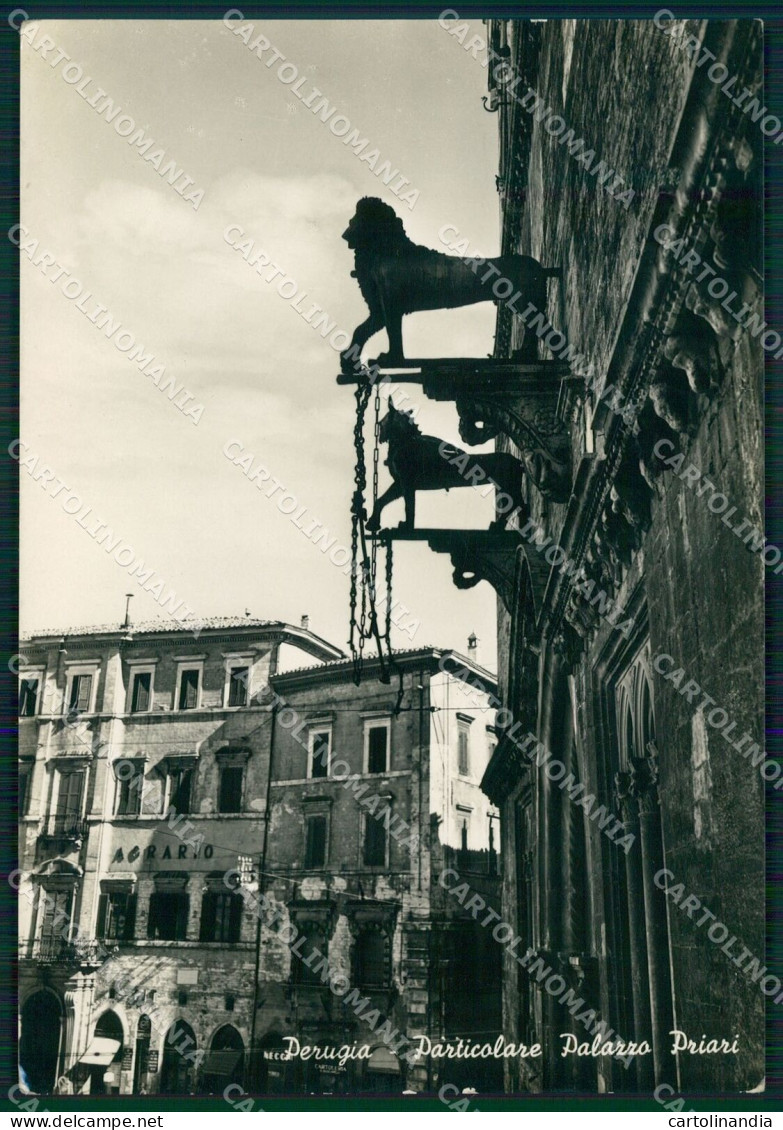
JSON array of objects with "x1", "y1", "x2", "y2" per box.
[
  {"x1": 160, "y1": 1021, "x2": 197, "y2": 1094},
  {"x1": 200, "y1": 1025, "x2": 244, "y2": 1093},
  {"x1": 20, "y1": 990, "x2": 63, "y2": 1094},
  {"x1": 87, "y1": 1011, "x2": 124, "y2": 1095}
]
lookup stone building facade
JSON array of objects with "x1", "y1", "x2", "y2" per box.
[
  {"x1": 17, "y1": 616, "x2": 342, "y2": 1097},
  {"x1": 473, "y1": 17, "x2": 765, "y2": 1095},
  {"x1": 17, "y1": 620, "x2": 500, "y2": 1096},
  {"x1": 236, "y1": 647, "x2": 501, "y2": 1095}
]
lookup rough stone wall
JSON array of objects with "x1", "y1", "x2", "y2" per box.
[
  {"x1": 88, "y1": 949, "x2": 256, "y2": 1095},
  {"x1": 643, "y1": 323, "x2": 765, "y2": 1091},
  {"x1": 510, "y1": 19, "x2": 697, "y2": 379},
  {"x1": 493, "y1": 17, "x2": 764, "y2": 1095}
]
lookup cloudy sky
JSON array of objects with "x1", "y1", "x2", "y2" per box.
[{"x1": 21, "y1": 16, "x2": 504, "y2": 670}]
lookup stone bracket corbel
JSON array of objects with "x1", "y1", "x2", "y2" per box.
[
  {"x1": 337, "y1": 359, "x2": 577, "y2": 502},
  {"x1": 376, "y1": 528, "x2": 549, "y2": 617}
]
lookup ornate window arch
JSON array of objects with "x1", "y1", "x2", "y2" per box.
[
  {"x1": 201, "y1": 1024, "x2": 245, "y2": 1090},
  {"x1": 616, "y1": 646, "x2": 656, "y2": 770}
]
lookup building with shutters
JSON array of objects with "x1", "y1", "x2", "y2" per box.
[
  {"x1": 17, "y1": 619, "x2": 501, "y2": 1096},
  {"x1": 249, "y1": 647, "x2": 502, "y2": 1096},
  {"x1": 17, "y1": 615, "x2": 342, "y2": 1097}
]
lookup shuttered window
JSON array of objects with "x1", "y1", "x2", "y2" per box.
[
  {"x1": 68, "y1": 674, "x2": 93, "y2": 715},
  {"x1": 54, "y1": 772, "x2": 84, "y2": 834},
  {"x1": 228, "y1": 667, "x2": 249, "y2": 707},
  {"x1": 218, "y1": 766, "x2": 243, "y2": 813},
  {"x1": 363, "y1": 814, "x2": 386, "y2": 867},
  {"x1": 169, "y1": 768, "x2": 193, "y2": 814},
  {"x1": 304, "y1": 815, "x2": 327, "y2": 869},
  {"x1": 199, "y1": 893, "x2": 242, "y2": 943},
  {"x1": 131, "y1": 672, "x2": 151, "y2": 712},
  {"x1": 19, "y1": 678, "x2": 39, "y2": 717},
  {"x1": 97, "y1": 891, "x2": 137, "y2": 941},
  {"x1": 367, "y1": 725, "x2": 388, "y2": 774},
  {"x1": 19, "y1": 766, "x2": 31, "y2": 816},
  {"x1": 147, "y1": 891, "x2": 189, "y2": 940},
  {"x1": 457, "y1": 725, "x2": 470, "y2": 775},
  {"x1": 39, "y1": 888, "x2": 73, "y2": 957},
  {"x1": 117, "y1": 764, "x2": 144, "y2": 816},
  {"x1": 178, "y1": 669, "x2": 200, "y2": 710},
  {"x1": 56, "y1": 772, "x2": 83, "y2": 817}
]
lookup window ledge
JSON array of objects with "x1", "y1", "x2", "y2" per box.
[
  {"x1": 107, "y1": 812, "x2": 263, "y2": 821},
  {"x1": 128, "y1": 940, "x2": 255, "y2": 950},
  {"x1": 271, "y1": 770, "x2": 411, "y2": 787}
]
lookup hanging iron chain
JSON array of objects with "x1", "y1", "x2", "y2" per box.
[
  {"x1": 385, "y1": 536, "x2": 405, "y2": 713},
  {"x1": 371, "y1": 384, "x2": 381, "y2": 595},
  {"x1": 348, "y1": 373, "x2": 400, "y2": 696},
  {"x1": 350, "y1": 380, "x2": 371, "y2": 684}
]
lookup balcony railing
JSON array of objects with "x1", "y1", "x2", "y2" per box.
[
  {"x1": 22, "y1": 937, "x2": 107, "y2": 966},
  {"x1": 40, "y1": 816, "x2": 89, "y2": 841}
]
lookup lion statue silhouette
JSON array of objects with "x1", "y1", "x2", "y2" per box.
[
  {"x1": 366, "y1": 399, "x2": 529, "y2": 533},
  {"x1": 341, "y1": 196, "x2": 551, "y2": 373}
]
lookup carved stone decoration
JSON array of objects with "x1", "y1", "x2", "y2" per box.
[
  {"x1": 684, "y1": 275, "x2": 755, "y2": 343},
  {"x1": 551, "y1": 623, "x2": 585, "y2": 670},
  {"x1": 557, "y1": 455, "x2": 649, "y2": 645},
  {"x1": 564, "y1": 591, "x2": 599, "y2": 639},
  {"x1": 288, "y1": 899, "x2": 338, "y2": 939},
  {"x1": 629, "y1": 753, "x2": 660, "y2": 816},
  {"x1": 377, "y1": 529, "x2": 548, "y2": 618},
  {"x1": 598, "y1": 504, "x2": 635, "y2": 571},
  {"x1": 454, "y1": 394, "x2": 572, "y2": 501},
  {"x1": 710, "y1": 209, "x2": 759, "y2": 284},
  {"x1": 647, "y1": 368, "x2": 694, "y2": 436},
  {"x1": 661, "y1": 326, "x2": 723, "y2": 395},
  {"x1": 613, "y1": 769, "x2": 634, "y2": 818},
  {"x1": 337, "y1": 358, "x2": 575, "y2": 504},
  {"x1": 726, "y1": 134, "x2": 755, "y2": 177},
  {"x1": 635, "y1": 401, "x2": 681, "y2": 490},
  {"x1": 563, "y1": 531, "x2": 627, "y2": 641},
  {"x1": 610, "y1": 454, "x2": 652, "y2": 536},
  {"x1": 482, "y1": 740, "x2": 531, "y2": 807},
  {"x1": 446, "y1": 536, "x2": 532, "y2": 615},
  {"x1": 591, "y1": 527, "x2": 622, "y2": 591},
  {"x1": 583, "y1": 545, "x2": 614, "y2": 596},
  {"x1": 420, "y1": 359, "x2": 574, "y2": 503}
]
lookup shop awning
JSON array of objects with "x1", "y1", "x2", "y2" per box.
[
  {"x1": 202, "y1": 1049, "x2": 242, "y2": 1075},
  {"x1": 366, "y1": 1047, "x2": 400, "y2": 1074},
  {"x1": 79, "y1": 1038, "x2": 121, "y2": 1067}
]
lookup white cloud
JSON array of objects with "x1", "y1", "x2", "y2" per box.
[{"x1": 21, "y1": 24, "x2": 502, "y2": 669}]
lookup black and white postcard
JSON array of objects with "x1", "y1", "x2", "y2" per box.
[{"x1": 13, "y1": 10, "x2": 776, "y2": 1114}]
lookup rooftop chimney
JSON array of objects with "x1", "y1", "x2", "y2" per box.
[
  {"x1": 122, "y1": 593, "x2": 133, "y2": 630},
  {"x1": 301, "y1": 614, "x2": 310, "y2": 630},
  {"x1": 468, "y1": 632, "x2": 478, "y2": 659}
]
